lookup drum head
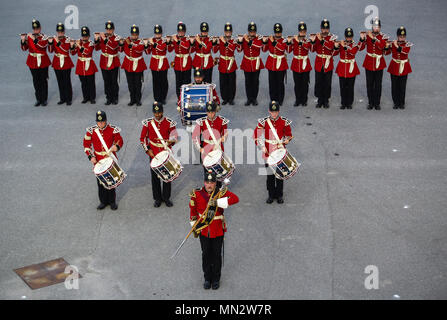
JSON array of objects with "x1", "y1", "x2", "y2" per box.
[
  {"x1": 267, "y1": 149, "x2": 287, "y2": 166},
  {"x1": 151, "y1": 150, "x2": 169, "y2": 168},
  {"x1": 203, "y1": 150, "x2": 223, "y2": 167},
  {"x1": 94, "y1": 157, "x2": 113, "y2": 174}
]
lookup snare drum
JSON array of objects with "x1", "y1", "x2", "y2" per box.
[
  {"x1": 203, "y1": 150, "x2": 235, "y2": 181},
  {"x1": 179, "y1": 83, "x2": 215, "y2": 126},
  {"x1": 150, "y1": 150, "x2": 183, "y2": 182},
  {"x1": 93, "y1": 157, "x2": 127, "y2": 190},
  {"x1": 266, "y1": 148, "x2": 301, "y2": 180}
]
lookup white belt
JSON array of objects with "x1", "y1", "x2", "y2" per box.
[
  {"x1": 126, "y1": 55, "x2": 143, "y2": 71},
  {"x1": 220, "y1": 55, "x2": 235, "y2": 71},
  {"x1": 269, "y1": 53, "x2": 285, "y2": 70},
  {"x1": 30, "y1": 52, "x2": 44, "y2": 67},
  {"x1": 175, "y1": 53, "x2": 189, "y2": 68},
  {"x1": 55, "y1": 53, "x2": 68, "y2": 68},
  {"x1": 79, "y1": 57, "x2": 92, "y2": 71},
  {"x1": 152, "y1": 54, "x2": 166, "y2": 70},
  {"x1": 196, "y1": 53, "x2": 211, "y2": 68},
  {"x1": 244, "y1": 55, "x2": 261, "y2": 71},
  {"x1": 393, "y1": 58, "x2": 408, "y2": 75},
  {"x1": 293, "y1": 55, "x2": 308, "y2": 70},
  {"x1": 367, "y1": 52, "x2": 382, "y2": 69},
  {"x1": 265, "y1": 139, "x2": 282, "y2": 145},
  {"x1": 340, "y1": 58, "x2": 356, "y2": 74},
  {"x1": 317, "y1": 53, "x2": 332, "y2": 70},
  {"x1": 102, "y1": 52, "x2": 119, "y2": 69}
]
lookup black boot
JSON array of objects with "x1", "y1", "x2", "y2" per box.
[{"x1": 97, "y1": 203, "x2": 107, "y2": 210}]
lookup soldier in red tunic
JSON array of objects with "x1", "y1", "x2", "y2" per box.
[
  {"x1": 310, "y1": 19, "x2": 340, "y2": 108},
  {"x1": 335, "y1": 27, "x2": 361, "y2": 109},
  {"x1": 71, "y1": 26, "x2": 98, "y2": 104},
  {"x1": 358, "y1": 17, "x2": 391, "y2": 110},
  {"x1": 83, "y1": 111, "x2": 123, "y2": 210},
  {"x1": 192, "y1": 22, "x2": 216, "y2": 84},
  {"x1": 388, "y1": 26, "x2": 412, "y2": 109},
  {"x1": 20, "y1": 19, "x2": 51, "y2": 106},
  {"x1": 168, "y1": 22, "x2": 194, "y2": 99},
  {"x1": 266, "y1": 23, "x2": 289, "y2": 106},
  {"x1": 288, "y1": 22, "x2": 312, "y2": 107},
  {"x1": 189, "y1": 171, "x2": 239, "y2": 290},
  {"x1": 120, "y1": 25, "x2": 147, "y2": 106},
  {"x1": 146, "y1": 25, "x2": 170, "y2": 104},
  {"x1": 94, "y1": 21, "x2": 121, "y2": 105},
  {"x1": 214, "y1": 23, "x2": 238, "y2": 105},
  {"x1": 238, "y1": 22, "x2": 267, "y2": 106},
  {"x1": 253, "y1": 101, "x2": 293, "y2": 204},
  {"x1": 140, "y1": 102, "x2": 178, "y2": 207},
  {"x1": 48, "y1": 23, "x2": 74, "y2": 106}
]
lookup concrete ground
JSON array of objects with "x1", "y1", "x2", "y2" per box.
[{"x1": 0, "y1": 0, "x2": 446, "y2": 299}]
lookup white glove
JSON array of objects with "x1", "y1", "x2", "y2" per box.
[
  {"x1": 216, "y1": 197, "x2": 229, "y2": 209},
  {"x1": 190, "y1": 221, "x2": 195, "y2": 227}
]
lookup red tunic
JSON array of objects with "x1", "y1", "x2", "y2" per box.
[
  {"x1": 139, "y1": 117, "x2": 177, "y2": 158},
  {"x1": 145, "y1": 38, "x2": 170, "y2": 71},
  {"x1": 83, "y1": 124, "x2": 123, "y2": 161},
  {"x1": 72, "y1": 40, "x2": 98, "y2": 76},
  {"x1": 21, "y1": 34, "x2": 51, "y2": 69},
  {"x1": 359, "y1": 33, "x2": 389, "y2": 71},
  {"x1": 213, "y1": 38, "x2": 238, "y2": 73},
  {"x1": 48, "y1": 36, "x2": 74, "y2": 70},
  {"x1": 265, "y1": 37, "x2": 289, "y2": 71},
  {"x1": 311, "y1": 34, "x2": 338, "y2": 72},
  {"x1": 253, "y1": 116, "x2": 292, "y2": 159},
  {"x1": 95, "y1": 35, "x2": 121, "y2": 70},
  {"x1": 335, "y1": 41, "x2": 361, "y2": 78},
  {"x1": 288, "y1": 38, "x2": 312, "y2": 73},
  {"x1": 168, "y1": 37, "x2": 194, "y2": 71},
  {"x1": 120, "y1": 38, "x2": 147, "y2": 73},
  {"x1": 387, "y1": 42, "x2": 412, "y2": 76},
  {"x1": 192, "y1": 115, "x2": 229, "y2": 155},
  {"x1": 239, "y1": 36, "x2": 266, "y2": 72},
  {"x1": 192, "y1": 36, "x2": 214, "y2": 70},
  {"x1": 190, "y1": 187, "x2": 239, "y2": 238}
]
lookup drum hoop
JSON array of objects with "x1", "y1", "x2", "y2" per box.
[
  {"x1": 93, "y1": 157, "x2": 114, "y2": 175},
  {"x1": 150, "y1": 151, "x2": 170, "y2": 169},
  {"x1": 268, "y1": 148, "x2": 288, "y2": 166}
]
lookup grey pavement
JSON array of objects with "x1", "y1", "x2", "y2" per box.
[{"x1": 0, "y1": 0, "x2": 446, "y2": 299}]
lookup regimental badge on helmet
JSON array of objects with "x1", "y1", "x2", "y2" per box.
[
  {"x1": 269, "y1": 100, "x2": 280, "y2": 111},
  {"x1": 201, "y1": 22, "x2": 209, "y2": 32},
  {"x1": 194, "y1": 68, "x2": 204, "y2": 78},
  {"x1": 206, "y1": 101, "x2": 217, "y2": 112},
  {"x1": 321, "y1": 19, "x2": 330, "y2": 29},
  {"x1": 96, "y1": 110, "x2": 107, "y2": 122},
  {"x1": 154, "y1": 24, "x2": 162, "y2": 34},
  {"x1": 225, "y1": 22, "x2": 232, "y2": 32},
  {"x1": 56, "y1": 22, "x2": 64, "y2": 32},
  {"x1": 81, "y1": 26, "x2": 90, "y2": 37},
  {"x1": 204, "y1": 170, "x2": 217, "y2": 182},
  {"x1": 298, "y1": 21, "x2": 307, "y2": 31},
  {"x1": 372, "y1": 17, "x2": 381, "y2": 27},
  {"x1": 345, "y1": 27, "x2": 353, "y2": 38},
  {"x1": 397, "y1": 26, "x2": 406, "y2": 36},
  {"x1": 177, "y1": 22, "x2": 186, "y2": 31},
  {"x1": 274, "y1": 23, "x2": 283, "y2": 33},
  {"x1": 131, "y1": 24, "x2": 139, "y2": 34},
  {"x1": 32, "y1": 19, "x2": 41, "y2": 29},
  {"x1": 248, "y1": 22, "x2": 257, "y2": 32},
  {"x1": 152, "y1": 101, "x2": 163, "y2": 113},
  {"x1": 105, "y1": 21, "x2": 114, "y2": 30}
]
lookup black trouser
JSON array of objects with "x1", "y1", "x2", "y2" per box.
[
  {"x1": 125, "y1": 70, "x2": 143, "y2": 103},
  {"x1": 268, "y1": 70, "x2": 286, "y2": 104},
  {"x1": 199, "y1": 234, "x2": 224, "y2": 282},
  {"x1": 54, "y1": 68, "x2": 72, "y2": 103},
  {"x1": 293, "y1": 71, "x2": 310, "y2": 104},
  {"x1": 203, "y1": 67, "x2": 213, "y2": 84},
  {"x1": 391, "y1": 74, "x2": 408, "y2": 107},
  {"x1": 339, "y1": 76, "x2": 356, "y2": 107},
  {"x1": 152, "y1": 70, "x2": 168, "y2": 102},
  {"x1": 244, "y1": 70, "x2": 260, "y2": 102},
  {"x1": 265, "y1": 163, "x2": 283, "y2": 199},
  {"x1": 97, "y1": 179, "x2": 116, "y2": 205},
  {"x1": 150, "y1": 168, "x2": 171, "y2": 201},
  {"x1": 79, "y1": 74, "x2": 96, "y2": 101},
  {"x1": 101, "y1": 67, "x2": 119, "y2": 102},
  {"x1": 365, "y1": 69, "x2": 383, "y2": 106},
  {"x1": 219, "y1": 71, "x2": 236, "y2": 102},
  {"x1": 30, "y1": 67, "x2": 48, "y2": 103},
  {"x1": 314, "y1": 67, "x2": 332, "y2": 105},
  {"x1": 175, "y1": 69, "x2": 191, "y2": 98}
]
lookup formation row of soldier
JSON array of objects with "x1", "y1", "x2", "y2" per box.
[{"x1": 22, "y1": 17, "x2": 412, "y2": 110}]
